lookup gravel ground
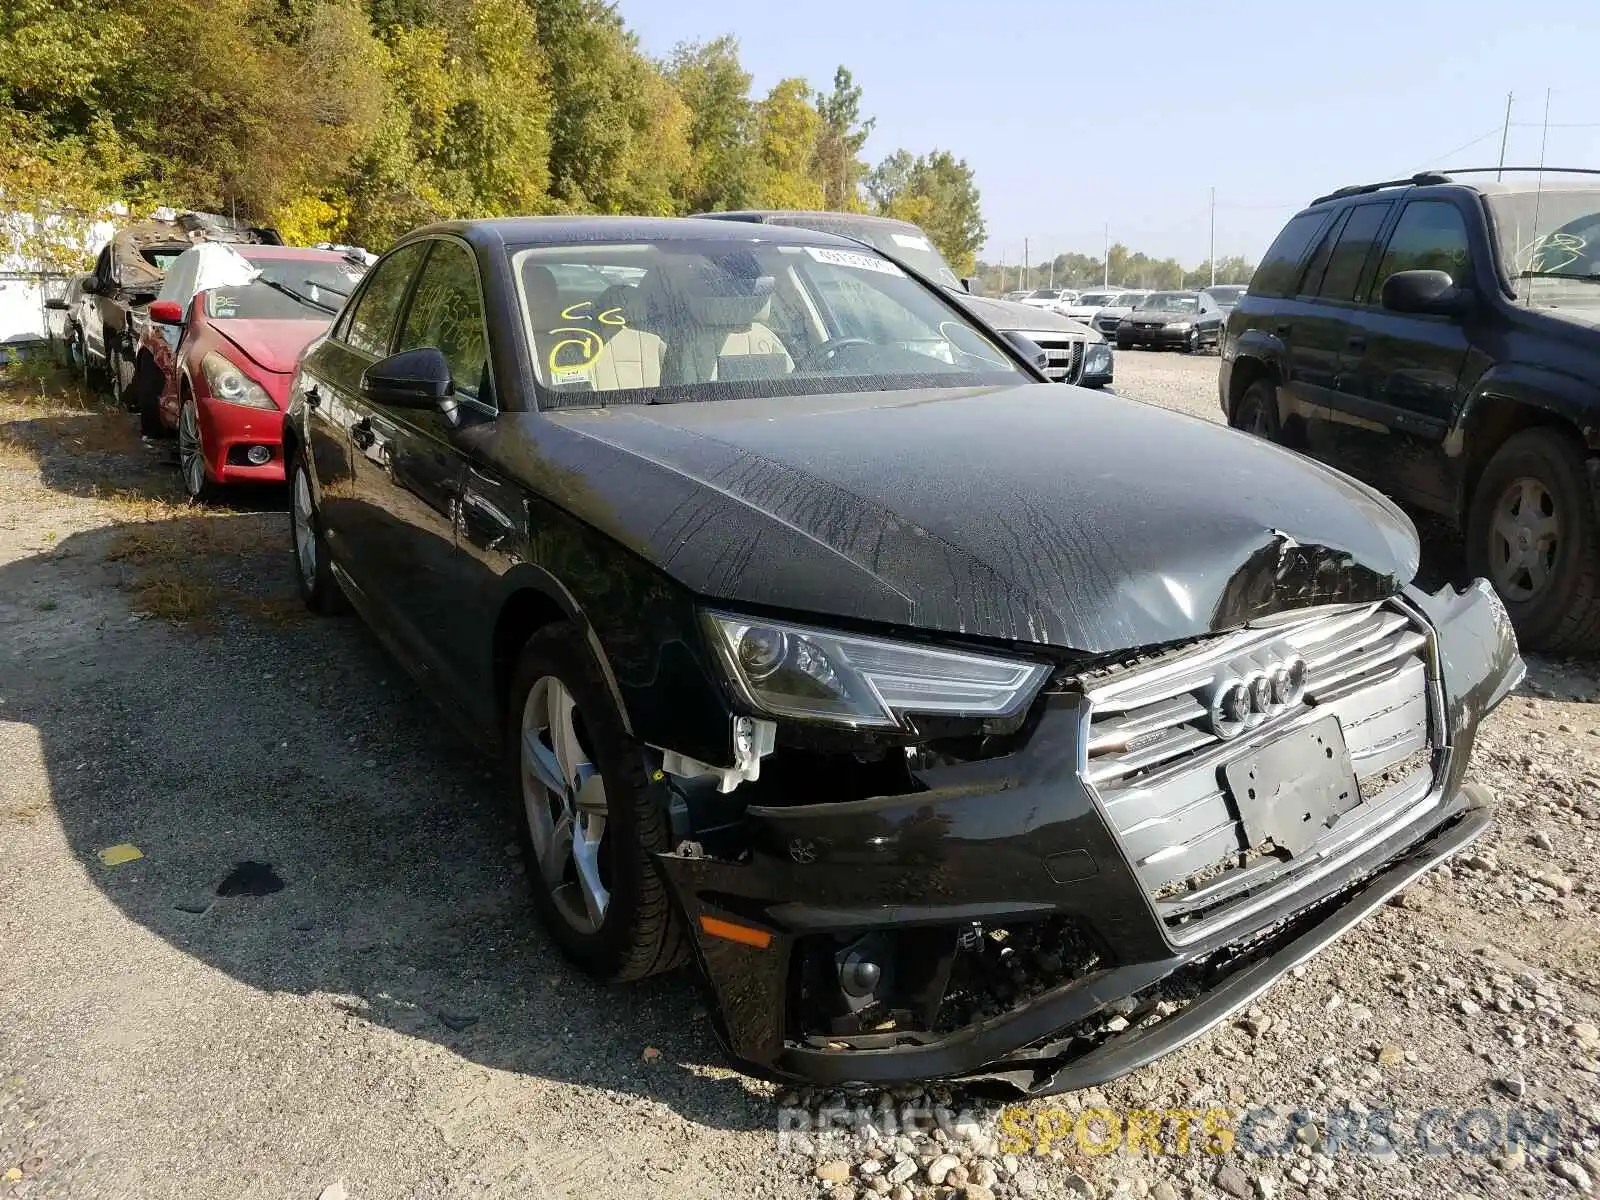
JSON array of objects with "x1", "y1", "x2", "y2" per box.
[{"x1": 1, "y1": 356, "x2": 1597, "y2": 1200}]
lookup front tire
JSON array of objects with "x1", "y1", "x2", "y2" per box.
[
  {"x1": 1466, "y1": 427, "x2": 1600, "y2": 655},
  {"x1": 177, "y1": 397, "x2": 216, "y2": 503},
  {"x1": 508, "y1": 625, "x2": 687, "y2": 983}
]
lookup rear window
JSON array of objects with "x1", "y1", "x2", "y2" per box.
[
  {"x1": 1249, "y1": 211, "x2": 1334, "y2": 297},
  {"x1": 141, "y1": 245, "x2": 189, "y2": 272}
]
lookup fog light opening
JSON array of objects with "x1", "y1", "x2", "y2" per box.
[{"x1": 245, "y1": 444, "x2": 272, "y2": 465}]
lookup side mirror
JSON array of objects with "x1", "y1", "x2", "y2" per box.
[
  {"x1": 960, "y1": 277, "x2": 976, "y2": 294},
  {"x1": 1381, "y1": 269, "x2": 1471, "y2": 316},
  {"x1": 148, "y1": 299, "x2": 184, "y2": 325},
  {"x1": 45, "y1": 298, "x2": 68, "y2": 311},
  {"x1": 362, "y1": 346, "x2": 453, "y2": 408},
  {"x1": 999, "y1": 330, "x2": 1050, "y2": 372}
]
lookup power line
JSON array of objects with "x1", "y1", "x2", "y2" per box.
[{"x1": 1407, "y1": 126, "x2": 1504, "y2": 174}]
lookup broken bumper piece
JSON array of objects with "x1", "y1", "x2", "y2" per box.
[{"x1": 655, "y1": 582, "x2": 1519, "y2": 1096}]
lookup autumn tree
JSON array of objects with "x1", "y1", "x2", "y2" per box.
[
  {"x1": 812, "y1": 67, "x2": 872, "y2": 211},
  {"x1": 669, "y1": 36, "x2": 755, "y2": 212}
]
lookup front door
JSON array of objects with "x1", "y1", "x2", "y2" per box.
[
  {"x1": 1331, "y1": 198, "x2": 1476, "y2": 512},
  {"x1": 347, "y1": 237, "x2": 490, "y2": 705}
]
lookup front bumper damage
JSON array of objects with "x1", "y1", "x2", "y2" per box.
[{"x1": 655, "y1": 581, "x2": 1522, "y2": 1096}]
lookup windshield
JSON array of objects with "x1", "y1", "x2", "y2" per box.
[
  {"x1": 512, "y1": 238, "x2": 1025, "y2": 406},
  {"x1": 1028, "y1": 289, "x2": 1062, "y2": 300},
  {"x1": 770, "y1": 217, "x2": 960, "y2": 285},
  {"x1": 1140, "y1": 292, "x2": 1198, "y2": 312},
  {"x1": 205, "y1": 257, "x2": 367, "y2": 320},
  {"x1": 1077, "y1": 292, "x2": 1117, "y2": 306},
  {"x1": 1486, "y1": 186, "x2": 1600, "y2": 310},
  {"x1": 1206, "y1": 285, "x2": 1246, "y2": 306}
]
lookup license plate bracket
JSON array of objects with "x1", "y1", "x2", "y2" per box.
[{"x1": 1223, "y1": 715, "x2": 1361, "y2": 858}]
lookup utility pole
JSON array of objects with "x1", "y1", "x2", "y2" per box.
[
  {"x1": 1102, "y1": 223, "x2": 1109, "y2": 287},
  {"x1": 1497, "y1": 92, "x2": 1513, "y2": 181},
  {"x1": 1048, "y1": 251, "x2": 1054, "y2": 289},
  {"x1": 1023, "y1": 238, "x2": 1029, "y2": 290},
  {"x1": 1209, "y1": 187, "x2": 1216, "y2": 287}
]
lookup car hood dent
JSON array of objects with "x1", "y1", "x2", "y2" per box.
[{"x1": 535, "y1": 385, "x2": 1420, "y2": 652}]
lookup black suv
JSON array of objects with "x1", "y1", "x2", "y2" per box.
[{"x1": 1222, "y1": 169, "x2": 1600, "y2": 654}]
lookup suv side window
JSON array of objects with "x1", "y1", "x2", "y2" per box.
[
  {"x1": 397, "y1": 240, "x2": 492, "y2": 404},
  {"x1": 1370, "y1": 200, "x2": 1473, "y2": 295},
  {"x1": 1297, "y1": 210, "x2": 1350, "y2": 296},
  {"x1": 343, "y1": 242, "x2": 428, "y2": 357},
  {"x1": 1249, "y1": 211, "x2": 1334, "y2": 297},
  {"x1": 1316, "y1": 203, "x2": 1393, "y2": 302}
]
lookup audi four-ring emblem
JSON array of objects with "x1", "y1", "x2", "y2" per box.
[{"x1": 1206, "y1": 656, "x2": 1308, "y2": 739}]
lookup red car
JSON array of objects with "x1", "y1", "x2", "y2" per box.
[{"x1": 131, "y1": 243, "x2": 367, "y2": 501}]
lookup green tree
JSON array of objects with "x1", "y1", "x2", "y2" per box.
[
  {"x1": 537, "y1": 0, "x2": 692, "y2": 215},
  {"x1": 751, "y1": 78, "x2": 823, "y2": 210},
  {"x1": 867, "y1": 149, "x2": 985, "y2": 275},
  {"x1": 668, "y1": 36, "x2": 754, "y2": 212},
  {"x1": 812, "y1": 66, "x2": 872, "y2": 211}
]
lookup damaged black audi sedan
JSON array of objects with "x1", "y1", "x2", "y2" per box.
[{"x1": 283, "y1": 217, "x2": 1523, "y2": 1096}]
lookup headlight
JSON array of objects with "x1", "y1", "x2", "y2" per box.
[
  {"x1": 1085, "y1": 343, "x2": 1113, "y2": 371},
  {"x1": 702, "y1": 611, "x2": 1051, "y2": 728},
  {"x1": 201, "y1": 352, "x2": 276, "y2": 409},
  {"x1": 1166, "y1": 320, "x2": 1193, "y2": 331}
]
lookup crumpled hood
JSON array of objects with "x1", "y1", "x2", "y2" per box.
[
  {"x1": 538, "y1": 385, "x2": 1420, "y2": 653},
  {"x1": 212, "y1": 318, "x2": 329, "y2": 375},
  {"x1": 950, "y1": 291, "x2": 1096, "y2": 337}
]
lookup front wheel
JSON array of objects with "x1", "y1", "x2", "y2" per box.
[
  {"x1": 1185, "y1": 327, "x2": 1201, "y2": 354},
  {"x1": 1466, "y1": 427, "x2": 1600, "y2": 654},
  {"x1": 177, "y1": 398, "x2": 216, "y2": 503},
  {"x1": 508, "y1": 625, "x2": 688, "y2": 983}
]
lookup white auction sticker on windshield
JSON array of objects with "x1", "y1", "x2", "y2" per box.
[
  {"x1": 804, "y1": 247, "x2": 905, "y2": 275},
  {"x1": 890, "y1": 232, "x2": 933, "y2": 252}
]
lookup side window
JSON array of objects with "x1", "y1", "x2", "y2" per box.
[
  {"x1": 1371, "y1": 201, "x2": 1473, "y2": 295},
  {"x1": 397, "y1": 241, "x2": 491, "y2": 403},
  {"x1": 1316, "y1": 203, "x2": 1393, "y2": 302},
  {"x1": 1296, "y1": 210, "x2": 1349, "y2": 297},
  {"x1": 1250, "y1": 211, "x2": 1334, "y2": 298},
  {"x1": 344, "y1": 242, "x2": 428, "y2": 357}
]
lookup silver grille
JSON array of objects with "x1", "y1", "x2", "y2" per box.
[
  {"x1": 1035, "y1": 338, "x2": 1086, "y2": 384},
  {"x1": 1078, "y1": 603, "x2": 1439, "y2": 940}
]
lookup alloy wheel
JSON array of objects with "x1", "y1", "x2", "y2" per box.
[
  {"x1": 292, "y1": 466, "x2": 317, "y2": 590},
  {"x1": 520, "y1": 676, "x2": 610, "y2": 934},
  {"x1": 177, "y1": 400, "x2": 207, "y2": 498},
  {"x1": 1489, "y1": 476, "x2": 1559, "y2": 602}
]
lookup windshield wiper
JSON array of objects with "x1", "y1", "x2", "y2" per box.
[
  {"x1": 255, "y1": 276, "x2": 338, "y2": 314},
  {"x1": 1516, "y1": 270, "x2": 1600, "y2": 283}
]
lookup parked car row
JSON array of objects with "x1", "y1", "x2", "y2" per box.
[{"x1": 270, "y1": 213, "x2": 1517, "y2": 1100}]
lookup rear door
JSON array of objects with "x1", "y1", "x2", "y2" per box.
[
  {"x1": 1331, "y1": 198, "x2": 1476, "y2": 511},
  {"x1": 347, "y1": 237, "x2": 490, "y2": 703},
  {"x1": 303, "y1": 241, "x2": 431, "y2": 604},
  {"x1": 1289, "y1": 201, "x2": 1394, "y2": 454}
]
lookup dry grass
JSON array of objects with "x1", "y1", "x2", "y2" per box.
[
  {"x1": 0, "y1": 426, "x2": 36, "y2": 470},
  {"x1": 107, "y1": 511, "x2": 291, "y2": 632},
  {"x1": 127, "y1": 570, "x2": 224, "y2": 632}
]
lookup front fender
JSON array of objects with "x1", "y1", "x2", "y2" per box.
[{"x1": 1459, "y1": 362, "x2": 1600, "y2": 451}]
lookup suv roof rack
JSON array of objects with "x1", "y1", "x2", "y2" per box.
[
  {"x1": 1309, "y1": 172, "x2": 1452, "y2": 207},
  {"x1": 1437, "y1": 166, "x2": 1600, "y2": 180}
]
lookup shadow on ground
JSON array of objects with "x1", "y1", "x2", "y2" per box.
[{"x1": 1, "y1": 513, "x2": 769, "y2": 1136}]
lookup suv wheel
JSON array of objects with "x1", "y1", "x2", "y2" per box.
[
  {"x1": 1467, "y1": 427, "x2": 1600, "y2": 654},
  {"x1": 508, "y1": 625, "x2": 688, "y2": 983},
  {"x1": 1230, "y1": 378, "x2": 1280, "y2": 440}
]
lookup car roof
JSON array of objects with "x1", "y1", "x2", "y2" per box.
[
  {"x1": 410, "y1": 215, "x2": 873, "y2": 251},
  {"x1": 697, "y1": 209, "x2": 927, "y2": 232}
]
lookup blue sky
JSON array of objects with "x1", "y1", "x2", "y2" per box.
[{"x1": 625, "y1": 0, "x2": 1600, "y2": 267}]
